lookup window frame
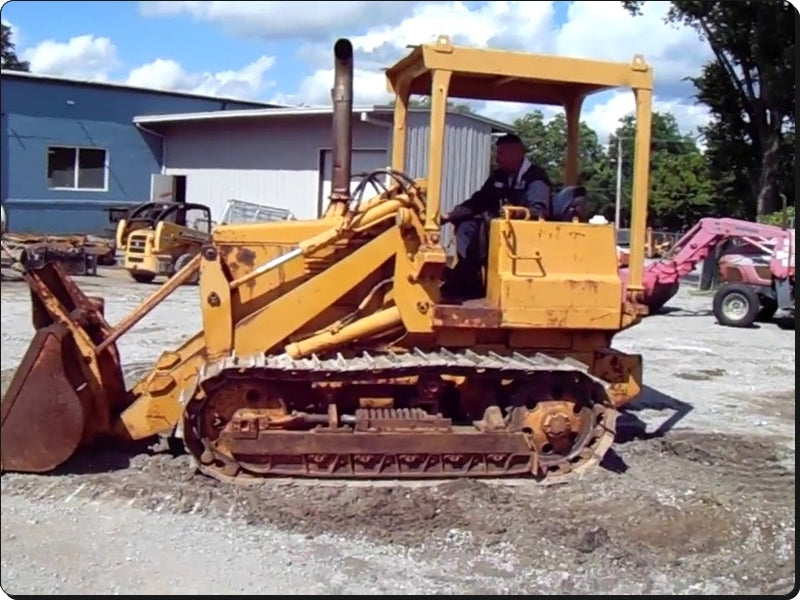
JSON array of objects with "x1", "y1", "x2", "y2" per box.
[{"x1": 46, "y1": 145, "x2": 109, "y2": 192}]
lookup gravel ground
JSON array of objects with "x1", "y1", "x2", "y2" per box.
[{"x1": 0, "y1": 266, "x2": 795, "y2": 595}]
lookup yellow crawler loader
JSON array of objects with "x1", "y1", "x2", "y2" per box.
[
  {"x1": 116, "y1": 200, "x2": 213, "y2": 284},
  {"x1": 1, "y1": 36, "x2": 655, "y2": 484}
]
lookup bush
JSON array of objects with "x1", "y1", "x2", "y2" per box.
[{"x1": 757, "y1": 205, "x2": 795, "y2": 227}]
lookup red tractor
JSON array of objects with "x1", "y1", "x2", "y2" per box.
[{"x1": 623, "y1": 217, "x2": 795, "y2": 328}]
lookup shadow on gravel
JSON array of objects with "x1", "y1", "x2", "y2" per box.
[
  {"x1": 49, "y1": 438, "x2": 165, "y2": 476},
  {"x1": 600, "y1": 385, "x2": 694, "y2": 476},
  {"x1": 653, "y1": 305, "x2": 714, "y2": 318},
  {"x1": 623, "y1": 385, "x2": 694, "y2": 440}
]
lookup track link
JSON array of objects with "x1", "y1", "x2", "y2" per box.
[{"x1": 181, "y1": 348, "x2": 619, "y2": 485}]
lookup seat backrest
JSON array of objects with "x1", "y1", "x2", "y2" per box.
[{"x1": 551, "y1": 185, "x2": 587, "y2": 221}]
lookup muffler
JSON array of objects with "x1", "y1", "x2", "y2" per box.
[{"x1": 325, "y1": 38, "x2": 354, "y2": 217}]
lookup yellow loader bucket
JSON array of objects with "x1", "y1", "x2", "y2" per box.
[{"x1": 1, "y1": 261, "x2": 129, "y2": 473}]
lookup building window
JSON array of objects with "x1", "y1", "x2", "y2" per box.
[{"x1": 47, "y1": 146, "x2": 108, "y2": 191}]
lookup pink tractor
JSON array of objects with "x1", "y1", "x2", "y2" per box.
[{"x1": 624, "y1": 217, "x2": 795, "y2": 328}]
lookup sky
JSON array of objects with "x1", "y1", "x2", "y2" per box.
[{"x1": 0, "y1": 0, "x2": 715, "y2": 144}]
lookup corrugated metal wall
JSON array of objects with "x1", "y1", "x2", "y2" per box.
[
  {"x1": 403, "y1": 112, "x2": 494, "y2": 253},
  {"x1": 163, "y1": 116, "x2": 390, "y2": 221}
]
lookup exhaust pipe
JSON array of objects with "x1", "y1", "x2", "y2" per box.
[{"x1": 326, "y1": 38, "x2": 354, "y2": 216}]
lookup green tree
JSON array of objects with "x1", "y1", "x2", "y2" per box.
[
  {"x1": 610, "y1": 112, "x2": 712, "y2": 230},
  {"x1": 621, "y1": 0, "x2": 796, "y2": 217},
  {"x1": 1, "y1": 23, "x2": 29, "y2": 71}
]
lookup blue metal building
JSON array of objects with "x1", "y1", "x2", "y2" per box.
[{"x1": 0, "y1": 71, "x2": 276, "y2": 235}]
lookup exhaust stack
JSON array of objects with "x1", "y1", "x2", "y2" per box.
[{"x1": 326, "y1": 38, "x2": 354, "y2": 217}]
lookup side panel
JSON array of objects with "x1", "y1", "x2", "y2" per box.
[
  {"x1": 3, "y1": 114, "x2": 152, "y2": 235},
  {"x1": 486, "y1": 220, "x2": 623, "y2": 329},
  {"x1": 0, "y1": 75, "x2": 258, "y2": 236}
]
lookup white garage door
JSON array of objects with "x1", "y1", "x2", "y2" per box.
[{"x1": 319, "y1": 149, "x2": 388, "y2": 214}]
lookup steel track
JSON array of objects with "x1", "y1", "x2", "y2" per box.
[{"x1": 181, "y1": 348, "x2": 619, "y2": 485}]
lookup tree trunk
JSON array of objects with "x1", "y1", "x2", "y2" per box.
[{"x1": 756, "y1": 125, "x2": 782, "y2": 215}]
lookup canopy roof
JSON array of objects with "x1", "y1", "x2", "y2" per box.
[{"x1": 385, "y1": 35, "x2": 653, "y2": 106}]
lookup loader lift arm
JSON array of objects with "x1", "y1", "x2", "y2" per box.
[{"x1": 649, "y1": 217, "x2": 789, "y2": 283}]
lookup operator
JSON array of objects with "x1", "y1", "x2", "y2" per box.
[{"x1": 440, "y1": 133, "x2": 552, "y2": 298}]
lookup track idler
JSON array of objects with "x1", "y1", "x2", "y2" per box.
[{"x1": 1, "y1": 261, "x2": 128, "y2": 473}]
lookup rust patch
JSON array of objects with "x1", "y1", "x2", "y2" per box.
[
  {"x1": 235, "y1": 247, "x2": 257, "y2": 267},
  {"x1": 432, "y1": 299, "x2": 502, "y2": 328},
  {"x1": 566, "y1": 279, "x2": 599, "y2": 293},
  {"x1": 544, "y1": 309, "x2": 567, "y2": 328}
]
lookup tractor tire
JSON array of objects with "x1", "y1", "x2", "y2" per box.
[
  {"x1": 131, "y1": 271, "x2": 156, "y2": 284},
  {"x1": 712, "y1": 282, "x2": 760, "y2": 328},
  {"x1": 174, "y1": 252, "x2": 199, "y2": 285}
]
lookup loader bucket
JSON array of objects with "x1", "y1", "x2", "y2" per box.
[
  {"x1": 1, "y1": 325, "x2": 86, "y2": 471},
  {"x1": 0, "y1": 261, "x2": 129, "y2": 473},
  {"x1": 619, "y1": 266, "x2": 680, "y2": 315}
]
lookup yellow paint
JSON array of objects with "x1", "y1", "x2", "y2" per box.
[
  {"x1": 116, "y1": 216, "x2": 209, "y2": 281},
  {"x1": 485, "y1": 218, "x2": 639, "y2": 331}
]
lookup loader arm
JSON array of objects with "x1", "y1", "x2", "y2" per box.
[
  {"x1": 651, "y1": 217, "x2": 787, "y2": 283},
  {"x1": 120, "y1": 185, "x2": 428, "y2": 441}
]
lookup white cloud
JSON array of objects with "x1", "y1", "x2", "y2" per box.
[
  {"x1": 272, "y1": 67, "x2": 388, "y2": 107},
  {"x1": 126, "y1": 55, "x2": 276, "y2": 99},
  {"x1": 580, "y1": 91, "x2": 711, "y2": 147},
  {"x1": 138, "y1": 1, "x2": 422, "y2": 40},
  {"x1": 276, "y1": 0, "x2": 712, "y2": 140},
  {"x1": 270, "y1": 2, "x2": 557, "y2": 108},
  {"x1": 15, "y1": 33, "x2": 276, "y2": 100},
  {"x1": 556, "y1": 1, "x2": 708, "y2": 99},
  {"x1": 20, "y1": 34, "x2": 121, "y2": 81}
]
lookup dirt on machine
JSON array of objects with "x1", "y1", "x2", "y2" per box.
[{"x1": 2, "y1": 36, "x2": 659, "y2": 485}]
